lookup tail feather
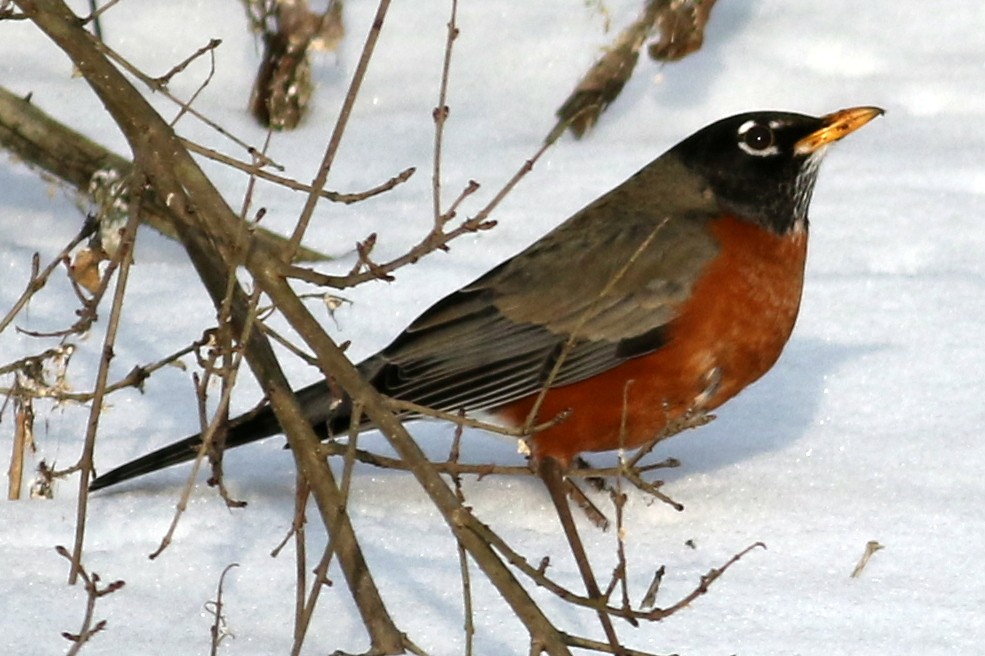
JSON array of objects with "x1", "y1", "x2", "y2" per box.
[
  {"x1": 90, "y1": 380, "x2": 340, "y2": 491},
  {"x1": 89, "y1": 405, "x2": 280, "y2": 491}
]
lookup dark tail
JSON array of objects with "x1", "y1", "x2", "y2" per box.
[{"x1": 90, "y1": 380, "x2": 340, "y2": 491}]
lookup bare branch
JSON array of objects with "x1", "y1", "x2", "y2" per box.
[
  {"x1": 56, "y1": 545, "x2": 125, "y2": 655},
  {"x1": 69, "y1": 183, "x2": 141, "y2": 584}
]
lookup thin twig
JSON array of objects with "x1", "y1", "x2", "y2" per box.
[
  {"x1": 0, "y1": 218, "x2": 95, "y2": 335},
  {"x1": 206, "y1": 563, "x2": 240, "y2": 656},
  {"x1": 182, "y1": 138, "x2": 416, "y2": 203},
  {"x1": 850, "y1": 540, "x2": 884, "y2": 578},
  {"x1": 285, "y1": 474, "x2": 309, "y2": 645},
  {"x1": 638, "y1": 542, "x2": 766, "y2": 621},
  {"x1": 168, "y1": 40, "x2": 220, "y2": 128},
  {"x1": 56, "y1": 545, "x2": 124, "y2": 655},
  {"x1": 290, "y1": 402, "x2": 367, "y2": 656},
  {"x1": 93, "y1": 38, "x2": 280, "y2": 169},
  {"x1": 82, "y1": 0, "x2": 122, "y2": 28},
  {"x1": 160, "y1": 38, "x2": 222, "y2": 89},
  {"x1": 281, "y1": 135, "x2": 557, "y2": 290},
  {"x1": 316, "y1": 439, "x2": 677, "y2": 483},
  {"x1": 284, "y1": 0, "x2": 394, "y2": 254},
  {"x1": 69, "y1": 184, "x2": 141, "y2": 585},
  {"x1": 431, "y1": 0, "x2": 458, "y2": 226},
  {"x1": 449, "y1": 416, "x2": 476, "y2": 656}
]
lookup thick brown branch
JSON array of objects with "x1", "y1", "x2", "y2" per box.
[
  {"x1": 14, "y1": 2, "x2": 404, "y2": 651},
  {"x1": 0, "y1": 85, "x2": 326, "y2": 262}
]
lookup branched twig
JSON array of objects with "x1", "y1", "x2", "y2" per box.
[
  {"x1": 0, "y1": 334, "x2": 213, "y2": 408},
  {"x1": 482, "y1": 509, "x2": 764, "y2": 625},
  {"x1": 183, "y1": 138, "x2": 416, "y2": 204},
  {"x1": 282, "y1": 0, "x2": 393, "y2": 256},
  {"x1": 168, "y1": 40, "x2": 221, "y2": 128},
  {"x1": 538, "y1": 457, "x2": 623, "y2": 652},
  {"x1": 289, "y1": 403, "x2": 363, "y2": 654},
  {"x1": 149, "y1": 261, "x2": 263, "y2": 559},
  {"x1": 93, "y1": 39, "x2": 280, "y2": 169},
  {"x1": 282, "y1": 134, "x2": 558, "y2": 290},
  {"x1": 159, "y1": 38, "x2": 222, "y2": 88},
  {"x1": 56, "y1": 545, "x2": 125, "y2": 655},
  {"x1": 315, "y1": 439, "x2": 678, "y2": 484},
  {"x1": 206, "y1": 563, "x2": 240, "y2": 656},
  {"x1": 0, "y1": 217, "x2": 95, "y2": 335},
  {"x1": 69, "y1": 183, "x2": 142, "y2": 584},
  {"x1": 637, "y1": 542, "x2": 765, "y2": 621},
  {"x1": 431, "y1": 0, "x2": 458, "y2": 225},
  {"x1": 149, "y1": 186, "x2": 268, "y2": 551},
  {"x1": 448, "y1": 415, "x2": 476, "y2": 656}
]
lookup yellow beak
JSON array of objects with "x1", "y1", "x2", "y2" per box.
[{"x1": 795, "y1": 106, "x2": 885, "y2": 155}]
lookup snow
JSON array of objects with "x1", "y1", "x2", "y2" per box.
[{"x1": 2, "y1": 1, "x2": 984, "y2": 654}]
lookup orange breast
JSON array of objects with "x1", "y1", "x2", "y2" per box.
[{"x1": 493, "y1": 216, "x2": 808, "y2": 466}]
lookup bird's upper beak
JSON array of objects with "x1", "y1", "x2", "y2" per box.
[{"x1": 795, "y1": 106, "x2": 884, "y2": 155}]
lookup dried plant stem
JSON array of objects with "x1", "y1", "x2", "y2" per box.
[
  {"x1": 285, "y1": 0, "x2": 393, "y2": 253},
  {"x1": 290, "y1": 403, "x2": 363, "y2": 655},
  {"x1": 56, "y1": 545, "x2": 124, "y2": 655},
  {"x1": 207, "y1": 563, "x2": 239, "y2": 656},
  {"x1": 283, "y1": 134, "x2": 557, "y2": 291},
  {"x1": 68, "y1": 189, "x2": 140, "y2": 585},
  {"x1": 7, "y1": 385, "x2": 31, "y2": 499},
  {"x1": 148, "y1": 284, "x2": 262, "y2": 560},
  {"x1": 316, "y1": 434, "x2": 678, "y2": 487},
  {"x1": 431, "y1": 0, "x2": 458, "y2": 224},
  {"x1": 850, "y1": 540, "x2": 884, "y2": 578},
  {"x1": 0, "y1": 218, "x2": 95, "y2": 335},
  {"x1": 182, "y1": 138, "x2": 415, "y2": 204}
]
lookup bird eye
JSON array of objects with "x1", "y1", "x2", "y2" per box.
[{"x1": 742, "y1": 124, "x2": 774, "y2": 151}]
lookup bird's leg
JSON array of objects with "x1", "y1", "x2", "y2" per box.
[{"x1": 538, "y1": 456, "x2": 625, "y2": 654}]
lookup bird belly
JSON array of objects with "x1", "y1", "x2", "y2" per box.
[{"x1": 493, "y1": 216, "x2": 808, "y2": 465}]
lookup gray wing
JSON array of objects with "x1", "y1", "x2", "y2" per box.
[{"x1": 361, "y1": 156, "x2": 720, "y2": 414}]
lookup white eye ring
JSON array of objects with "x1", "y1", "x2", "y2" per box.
[{"x1": 737, "y1": 120, "x2": 780, "y2": 157}]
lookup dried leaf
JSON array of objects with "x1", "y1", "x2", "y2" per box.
[
  {"x1": 648, "y1": 0, "x2": 717, "y2": 62},
  {"x1": 70, "y1": 247, "x2": 108, "y2": 295},
  {"x1": 249, "y1": 0, "x2": 345, "y2": 129},
  {"x1": 553, "y1": 0, "x2": 718, "y2": 140}
]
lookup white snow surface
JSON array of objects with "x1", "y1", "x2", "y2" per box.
[{"x1": 2, "y1": 1, "x2": 984, "y2": 654}]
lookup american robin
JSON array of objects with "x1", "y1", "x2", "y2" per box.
[{"x1": 90, "y1": 106, "x2": 883, "y2": 491}]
